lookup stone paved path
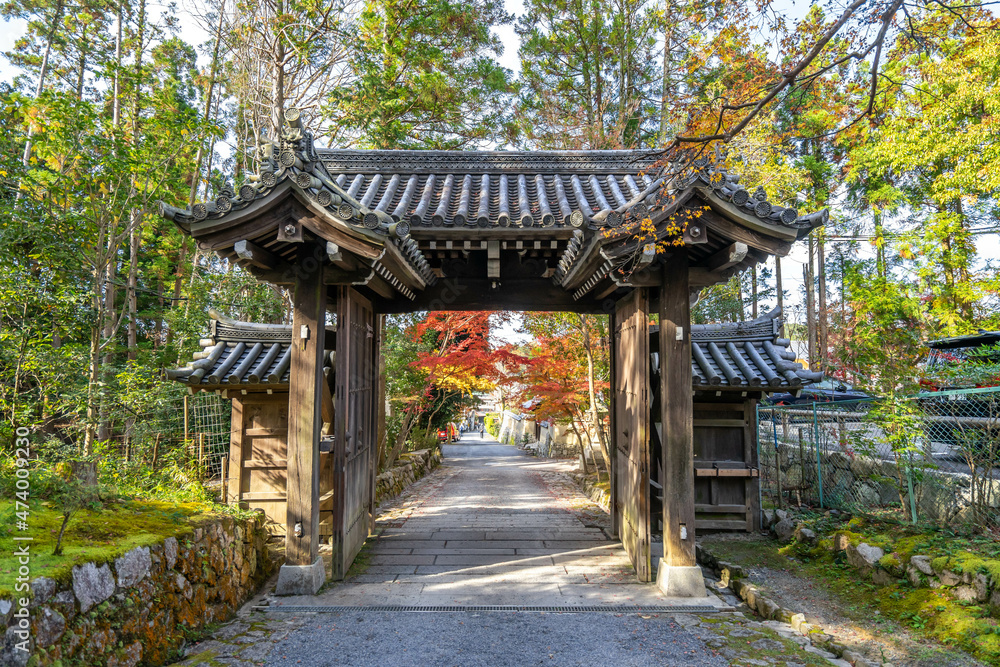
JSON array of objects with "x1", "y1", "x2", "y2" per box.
[
  {"x1": 277, "y1": 433, "x2": 711, "y2": 608},
  {"x1": 174, "y1": 434, "x2": 851, "y2": 666}
]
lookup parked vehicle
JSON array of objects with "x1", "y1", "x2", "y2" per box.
[
  {"x1": 437, "y1": 423, "x2": 459, "y2": 443},
  {"x1": 919, "y1": 331, "x2": 1000, "y2": 450},
  {"x1": 762, "y1": 378, "x2": 873, "y2": 407}
]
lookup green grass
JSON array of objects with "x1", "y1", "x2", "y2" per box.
[
  {"x1": 702, "y1": 536, "x2": 1000, "y2": 665},
  {"x1": 0, "y1": 498, "x2": 220, "y2": 599}
]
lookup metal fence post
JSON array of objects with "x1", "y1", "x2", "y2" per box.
[
  {"x1": 813, "y1": 402, "x2": 824, "y2": 508},
  {"x1": 771, "y1": 406, "x2": 782, "y2": 508}
]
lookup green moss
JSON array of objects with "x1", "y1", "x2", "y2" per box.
[
  {"x1": 931, "y1": 556, "x2": 950, "y2": 573},
  {"x1": 880, "y1": 553, "x2": 902, "y2": 570},
  {"x1": 702, "y1": 536, "x2": 1000, "y2": 665},
  {"x1": 0, "y1": 498, "x2": 220, "y2": 599}
]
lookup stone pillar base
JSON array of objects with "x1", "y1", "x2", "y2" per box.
[
  {"x1": 275, "y1": 558, "x2": 325, "y2": 596},
  {"x1": 656, "y1": 561, "x2": 707, "y2": 598}
]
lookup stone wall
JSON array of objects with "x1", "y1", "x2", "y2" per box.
[
  {"x1": 762, "y1": 440, "x2": 999, "y2": 524},
  {"x1": 375, "y1": 448, "x2": 441, "y2": 503},
  {"x1": 1, "y1": 514, "x2": 274, "y2": 667}
]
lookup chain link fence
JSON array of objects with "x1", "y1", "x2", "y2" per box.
[
  {"x1": 105, "y1": 383, "x2": 231, "y2": 479},
  {"x1": 757, "y1": 387, "x2": 1000, "y2": 533}
]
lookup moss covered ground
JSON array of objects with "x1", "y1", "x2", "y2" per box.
[
  {"x1": 0, "y1": 498, "x2": 221, "y2": 599},
  {"x1": 703, "y1": 533, "x2": 1000, "y2": 665}
]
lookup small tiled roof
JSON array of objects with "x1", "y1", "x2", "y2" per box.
[
  {"x1": 165, "y1": 311, "x2": 333, "y2": 389},
  {"x1": 653, "y1": 308, "x2": 821, "y2": 390}
]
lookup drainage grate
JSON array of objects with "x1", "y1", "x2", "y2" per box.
[{"x1": 256, "y1": 604, "x2": 722, "y2": 614}]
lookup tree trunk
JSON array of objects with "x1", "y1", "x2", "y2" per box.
[
  {"x1": 817, "y1": 234, "x2": 828, "y2": 374},
  {"x1": 775, "y1": 255, "x2": 784, "y2": 337},
  {"x1": 384, "y1": 406, "x2": 417, "y2": 471},
  {"x1": 578, "y1": 315, "x2": 611, "y2": 476},
  {"x1": 751, "y1": 265, "x2": 758, "y2": 319},
  {"x1": 805, "y1": 237, "x2": 817, "y2": 371},
  {"x1": 126, "y1": 208, "x2": 142, "y2": 361},
  {"x1": 21, "y1": 0, "x2": 65, "y2": 167}
]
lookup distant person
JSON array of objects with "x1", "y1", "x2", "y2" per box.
[{"x1": 480, "y1": 425, "x2": 485, "y2": 438}]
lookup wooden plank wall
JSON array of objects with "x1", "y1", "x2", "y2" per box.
[
  {"x1": 613, "y1": 288, "x2": 652, "y2": 582},
  {"x1": 226, "y1": 392, "x2": 334, "y2": 537},
  {"x1": 692, "y1": 397, "x2": 760, "y2": 532}
]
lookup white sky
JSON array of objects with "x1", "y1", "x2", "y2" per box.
[{"x1": 2, "y1": 2, "x2": 995, "y2": 351}]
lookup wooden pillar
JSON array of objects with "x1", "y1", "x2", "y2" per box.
[
  {"x1": 276, "y1": 245, "x2": 327, "y2": 594},
  {"x1": 658, "y1": 249, "x2": 705, "y2": 596}
]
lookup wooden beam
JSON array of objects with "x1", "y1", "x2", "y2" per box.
[
  {"x1": 700, "y1": 208, "x2": 792, "y2": 257},
  {"x1": 284, "y1": 244, "x2": 326, "y2": 569},
  {"x1": 235, "y1": 239, "x2": 282, "y2": 269},
  {"x1": 706, "y1": 242, "x2": 748, "y2": 272},
  {"x1": 660, "y1": 250, "x2": 697, "y2": 570}
]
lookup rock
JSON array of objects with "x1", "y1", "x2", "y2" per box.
[
  {"x1": 775, "y1": 509, "x2": 789, "y2": 523},
  {"x1": 795, "y1": 526, "x2": 817, "y2": 544},
  {"x1": 789, "y1": 613, "x2": 806, "y2": 632},
  {"x1": 910, "y1": 555, "x2": 934, "y2": 576},
  {"x1": 2, "y1": 626, "x2": 31, "y2": 667},
  {"x1": 758, "y1": 597, "x2": 781, "y2": 619},
  {"x1": 72, "y1": 562, "x2": 116, "y2": 613},
  {"x1": 108, "y1": 641, "x2": 143, "y2": 667},
  {"x1": 762, "y1": 509, "x2": 776, "y2": 527},
  {"x1": 833, "y1": 533, "x2": 851, "y2": 552},
  {"x1": 974, "y1": 573, "x2": 990, "y2": 602},
  {"x1": 872, "y1": 568, "x2": 896, "y2": 586},
  {"x1": 939, "y1": 570, "x2": 961, "y2": 587},
  {"x1": 176, "y1": 572, "x2": 194, "y2": 600},
  {"x1": 29, "y1": 577, "x2": 57, "y2": 607},
  {"x1": 0, "y1": 599, "x2": 12, "y2": 625},
  {"x1": 906, "y1": 565, "x2": 923, "y2": 588},
  {"x1": 953, "y1": 585, "x2": 977, "y2": 602},
  {"x1": 32, "y1": 606, "x2": 66, "y2": 648},
  {"x1": 990, "y1": 589, "x2": 1000, "y2": 612},
  {"x1": 845, "y1": 543, "x2": 884, "y2": 571},
  {"x1": 851, "y1": 482, "x2": 880, "y2": 507},
  {"x1": 115, "y1": 546, "x2": 151, "y2": 589},
  {"x1": 164, "y1": 537, "x2": 179, "y2": 570},
  {"x1": 774, "y1": 518, "x2": 796, "y2": 543}
]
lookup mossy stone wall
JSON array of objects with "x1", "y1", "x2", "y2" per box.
[{"x1": 1, "y1": 514, "x2": 274, "y2": 667}]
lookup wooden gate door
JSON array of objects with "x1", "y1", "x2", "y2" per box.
[
  {"x1": 613, "y1": 289, "x2": 652, "y2": 581},
  {"x1": 332, "y1": 286, "x2": 377, "y2": 580}
]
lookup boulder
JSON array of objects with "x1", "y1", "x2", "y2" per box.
[
  {"x1": 72, "y1": 562, "x2": 115, "y2": 613},
  {"x1": 29, "y1": 577, "x2": 57, "y2": 607},
  {"x1": 872, "y1": 568, "x2": 896, "y2": 586},
  {"x1": 164, "y1": 537, "x2": 179, "y2": 570},
  {"x1": 910, "y1": 555, "x2": 934, "y2": 576},
  {"x1": 845, "y1": 543, "x2": 884, "y2": 571},
  {"x1": 773, "y1": 518, "x2": 796, "y2": 543},
  {"x1": 0, "y1": 599, "x2": 11, "y2": 625},
  {"x1": 32, "y1": 606, "x2": 66, "y2": 648},
  {"x1": 762, "y1": 509, "x2": 776, "y2": 528},
  {"x1": 953, "y1": 585, "x2": 977, "y2": 602},
  {"x1": 850, "y1": 482, "x2": 881, "y2": 507},
  {"x1": 939, "y1": 570, "x2": 961, "y2": 587},
  {"x1": 795, "y1": 526, "x2": 817, "y2": 544},
  {"x1": 974, "y1": 573, "x2": 990, "y2": 602},
  {"x1": 114, "y1": 546, "x2": 151, "y2": 589},
  {"x1": 906, "y1": 565, "x2": 923, "y2": 588},
  {"x1": 832, "y1": 533, "x2": 851, "y2": 552},
  {"x1": 775, "y1": 509, "x2": 789, "y2": 523}
]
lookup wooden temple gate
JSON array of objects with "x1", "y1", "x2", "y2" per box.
[{"x1": 163, "y1": 109, "x2": 825, "y2": 596}]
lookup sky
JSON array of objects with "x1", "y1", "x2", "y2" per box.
[{"x1": 2, "y1": 2, "x2": 996, "y2": 353}]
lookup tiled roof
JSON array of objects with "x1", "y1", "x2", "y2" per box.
[
  {"x1": 165, "y1": 311, "x2": 332, "y2": 388},
  {"x1": 653, "y1": 308, "x2": 821, "y2": 390}
]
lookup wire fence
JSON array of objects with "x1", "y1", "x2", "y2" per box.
[
  {"x1": 104, "y1": 383, "x2": 232, "y2": 479},
  {"x1": 757, "y1": 386, "x2": 1000, "y2": 533}
]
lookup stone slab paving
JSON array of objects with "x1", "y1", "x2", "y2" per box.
[
  {"x1": 172, "y1": 434, "x2": 848, "y2": 666},
  {"x1": 271, "y1": 435, "x2": 711, "y2": 608}
]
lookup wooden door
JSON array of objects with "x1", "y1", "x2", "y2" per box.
[
  {"x1": 332, "y1": 287, "x2": 377, "y2": 579},
  {"x1": 693, "y1": 398, "x2": 759, "y2": 531},
  {"x1": 613, "y1": 289, "x2": 652, "y2": 581}
]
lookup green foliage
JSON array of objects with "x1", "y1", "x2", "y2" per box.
[{"x1": 328, "y1": 0, "x2": 514, "y2": 148}]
